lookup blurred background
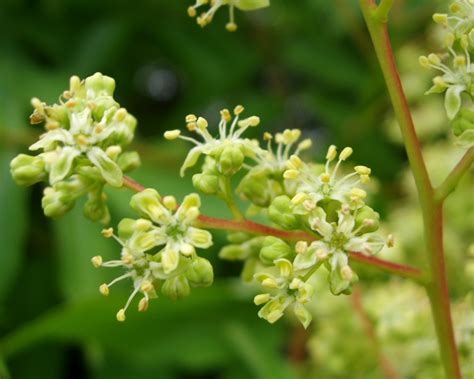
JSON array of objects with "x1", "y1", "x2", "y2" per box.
[{"x1": 0, "y1": 0, "x2": 472, "y2": 378}]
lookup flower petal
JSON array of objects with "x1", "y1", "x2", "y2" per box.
[
  {"x1": 445, "y1": 84, "x2": 465, "y2": 120},
  {"x1": 49, "y1": 146, "x2": 80, "y2": 184},
  {"x1": 161, "y1": 245, "x2": 180, "y2": 274},
  {"x1": 293, "y1": 303, "x2": 312, "y2": 329},
  {"x1": 87, "y1": 146, "x2": 123, "y2": 187},
  {"x1": 180, "y1": 146, "x2": 202, "y2": 177},
  {"x1": 29, "y1": 129, "x2": 73, "y2": 151},
  {"x1": 293, "y1": 250, "x2": 318, "y2": 270},
  {"x1": 186, "y1": 227, "x2": 213, "y2": 249}
]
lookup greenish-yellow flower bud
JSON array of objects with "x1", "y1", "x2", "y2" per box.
[
  {"x1": 268, "y1": 196, "x2": 299, "y2": 230},
  {"x1": 355, "y1": 206, "x2": 380, "y2": 234},
  {"x1": 192, "y1": 173, "x2": 220, "y2": 195},
  {"x1": 117, "y1": 218, "x2": 136, "y2": 239},
  {"x1": 129, "y1": 188, "x2": 163, "y2": 222},
  {"x1": 42, "y1": 187, "x2": 75, "y2": 218},
  {"x1": 259, "y1": 236, "x2": 292, "y2": 265},
  {"x1": 117, "y1": 151, "x2": 141, "y2": 172},
  {"x1": 10, "y1": 154, "x2": 46, "y2": 186},
  {"x1": 218, "y1": 146, "x2": 245, "y2": 176},
  {"x1": 161, "y1": 275, "x2": 191, "y2": 300},
  {"x1": 185, "y1": 257, "x2": 214, "y2": 287}
]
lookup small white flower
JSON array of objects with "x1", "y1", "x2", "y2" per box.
[
  {"x1": 254, "y1": 258, "x2": 314, "y2": 328},
  {"x1": 165, "y1": 106, "x2": 265, "y2": 176},
  {"x1": 94, "y1": 189, "x2": 214, "y2": 321},
  {"x1": 286, "y1": 145, "x2": 371, "y2": 207}
]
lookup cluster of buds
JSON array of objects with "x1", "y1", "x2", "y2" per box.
[
  {"x1": 187, "y1": 0, "x2": 270, "y2": 31},
  {"x1": 91, "y1": 189, "x2": 214, "y2": 321},
  {"x1": 10, "y1": 73, "x2": 140, "y2": 222},
  {"x1": 237, "y1": 129, "x2": 312, "y2": 207},
  {"x1": 420, "y1": 0, "x2": 474, "y2": 146}
]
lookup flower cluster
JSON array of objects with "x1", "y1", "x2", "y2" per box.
[
  {"x1": 187, "y1": 0, "x2": 270, "y2": 31},
  {"x1": 91, "y1": 189, "x2": 214, "y2": 321},
  {"x1": 254, "y1": 258, "x2": 314, "y2": 328},
  {"x1": 237, "y1": 129, "x2": 312, "y2": 207},
  {"x1": 165, "y1": 107, "x2": 391, "y2": 328},
  {"x1": 10, "y1": 73, "x2": 140, "y2": 222},
  {"x1": 420, "y1": 0, "x2": 474, "y2": 146},
  {"x1": 164, "y1": 106, "x2": 268, "y2": 212}
]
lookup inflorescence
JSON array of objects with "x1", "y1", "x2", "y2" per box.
[
  {"x1": 92, "y1": 189, "x2": 213, "y2": 321},
  {"x1": 10, "y1": 74, "x2": 392, "y2": 329},
  {"x1": 420, "y1": 0, "x2": 474, "y2": 147},
  {"x1": 165, "y1": 107, "x2": 392, "y2": 328},
  {"x1": 10, "y1": 73, "x2": 140, "y2": 222}
]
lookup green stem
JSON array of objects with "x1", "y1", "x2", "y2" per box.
[
  {"x1": 435, "y1": 146, "x2": 474, "y2": 203},
  {"x1": 359, "y1": 1, "x2": 462, "y2": 377},
  {"x1": 373, "y1": 0, "x2": 394, "y2": 22},
  {"x1": 302, "y1": 261, "x2": 323, "y2": 282},
  {"x1": 219, "y1": 175, "x2": 244, "y2": 221}
]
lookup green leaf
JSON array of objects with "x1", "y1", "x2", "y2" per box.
[{"x1": 1, "y1": 283, "x2": 290, "y2": 374}]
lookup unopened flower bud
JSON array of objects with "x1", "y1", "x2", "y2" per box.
[
  {"x1": 192, "y1": 173, "x2": 219, "y2": 195},
  {"x1": 268, "y1": 196, "x2": 299, "y2": 230},
  {"x1": 218, "y1": 146, "x2": 244, "y2": 176},
  {"x1": 186, "y1": 257, "x2": 214, "y2": 287},
  {"x1": 259, "y1": 236, "x2": 292, "y2": 265},
  {"x1": 161, "y1": 275, "x2": 191, "y2": 300},
  {"x1": 117, "y1": 151, "x2": 141, "y2": 172},
  {"x1": 129, "y1": 188, "x2": 163, "y2": 222},
  {"x1": 10, "y1": 154, "x2": 46, "y2": 186},
  {"x1": 355, "y1": 206, "x2": 380, "y2": 234}
]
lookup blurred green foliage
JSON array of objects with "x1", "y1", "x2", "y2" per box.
[{"x1": 2, "y1": 0, "x2": 472, "y2": 378}]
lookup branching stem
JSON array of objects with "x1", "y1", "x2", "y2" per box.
[
  {"x1": 122, "y1": 175, "x2": 424, "y2": 281},
  {"x1": 358, "y1": 1, "x2": 462, "y2": 377},
  {"x1": 435, "y1": 147, "x2": 474, "y2": 203}
]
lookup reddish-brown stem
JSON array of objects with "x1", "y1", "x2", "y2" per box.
[
  {"x1": 122, "y1": 175, "x2": 146, "y2": 192},
  {"x1": 359, "y1": 1, "x2": 462, "y2": 376},
  {"x1": 352, "y1": 287, "x2": 400, "y2": 379},
  {"x1": 349, "y1": 251, "x2": 423, "y2": 281},
  {"x1": 122, "y1": 175, "x2": 424, "y2": 280}
]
